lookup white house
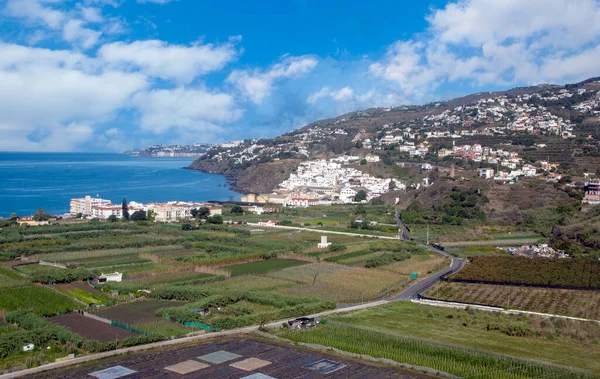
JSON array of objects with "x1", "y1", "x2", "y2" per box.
[
  {"x1": 479, "y1": 168, "x2": 495, "y2": 179},
  {"x1": 365, "y1": 154, "x2": 380, "y2": 163},
  {"x1": 317, "y1": 236, "x2": 332, "y2": 249},
  {"x1": 258, "y1": 220, "x2": 278, "y2": 226},
  {"x1": 98, "y1": 272, "x2": 123, "y2": 283}
]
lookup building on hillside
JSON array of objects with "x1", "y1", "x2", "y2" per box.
[
  {"x1": 145, "y1": 202, "x2": 221, "y2": 222},
  {"x1": 98, "y1": 272, "x2": 123, "y2": 283},
  {"x1": 438, "y1": 148, "x2": 452, "y2": 158},
  {"x1": 91, "y1": 204, "x2": 125, "y2": 219},
  {"x1": 17, "y1": 217, "x2": 49, "y2": 227},
  {"x1": 583, "y1": 179, "x2": 600, "y2": 205},
  {"x1": 479, "y1": 168, "x2": 495, "y2": 179},
  {"x1": 365, "y1": 154, "x2": 380, "y2": 163},
  {"x1": 258, "y1": 220, "x2": 278, "y2": 226},
  {"x1": 70, "y1": 195, "x2": 111, "y2": 216},
  {"x1": 285, "y1": 198, "x2": 320, "y2": 208}
]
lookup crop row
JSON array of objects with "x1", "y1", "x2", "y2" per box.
[
  {"x1": 277, "y1": 324, "x2": 594, "y2": 379},
  {"x1": 452, "y1": 256, "x2": 600, "y2": 289}
]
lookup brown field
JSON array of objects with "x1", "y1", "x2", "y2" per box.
[
  {"x1": 55, "y1": 282, "x2": 102, "y2": 296},
  {"x1": 426, "y1": 281, "x2": 600, "y2": 320},
  {"x1": 269, "y1": 263, "x2": 407, "y2": 303},
  {"x1": 34, "y1": 336, "x2": 434, "y2": 379},
  {"x1": 378, "y1": 254, "x2": 449, "y2": 276},
  {"x1": 94, "y1": 300, "x2": 186, "y2": 325},
  {"x1": 48, "y1": 314, "x2": 138, "y2": 341}
]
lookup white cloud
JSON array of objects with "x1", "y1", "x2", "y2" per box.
[
  {"x1": 0, "y1": 42, "x2": 148, "y2": 151},
  {"x1": 99, "y1": 40, "x2": 239, "y2": 83},
  {"x1": 4, "y1": 0, "x2": 66, "y2": 29},
  {"x1": 307, "y1": 86, "x2": 354, "y2": 103},
  {"x1": 80, "y1": 6, "x2": 103, "y2": 23},
  {"x1": 62, "y1": 19, "x2": 101, "y2": 49},
  {"x1": 370, "y1": 0, "x2": 600, "y2": 101},
  {"x1": 132, "y1": 88, "x2": 244, "y2": 135},
  {"x1": 228, "y1": 55, "x2": 318, "y2": 103},
  {"x1": 136, "y1": 0, "x2": 176, "y2": 3}
]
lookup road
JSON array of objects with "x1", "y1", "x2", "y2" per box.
[{"x1": 389, "y1": 256, "x2": 464, "y2": 301}]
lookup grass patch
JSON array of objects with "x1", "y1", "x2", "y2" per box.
[
  {"x1": 224, "y1": 259, "x2": 308, "y2": 276},
  {"x1": 134, "y1": 321, "x2": 195, "y2": 338},
  {"x1": 0, "y1": 285, "x2": 79, "y2": 316}
]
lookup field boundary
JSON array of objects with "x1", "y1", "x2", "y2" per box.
[
  {"x1": 443, "y1": 277, "x2": 600, "y2": 291},
  {"x1": 411, "y1": 298, "x2": 600, "y2": 323}
]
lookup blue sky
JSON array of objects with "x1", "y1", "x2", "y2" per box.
[{"x1": 1, "y1": 0, "x2": 599, "y2": 152}]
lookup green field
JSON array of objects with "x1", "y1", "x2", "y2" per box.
[
  {"x1": 321, "y1": 302, "x2": 600, "y2": 374},
  {"x1": 275, "y1": 323, "x2": 594, "y2": 379},
  {"x1": 224, "y1": 259, "x2": 308, "y2": 276},
  {"x1": 0, "y1": 285, "x2": 79, "y2": 316}
]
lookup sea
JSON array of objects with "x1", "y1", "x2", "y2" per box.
[{"x1": 0, "y1": 152, "x2": 241, "y2": 218}]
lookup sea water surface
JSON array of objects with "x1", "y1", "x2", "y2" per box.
[{"x1": 0, "y1": 152, "x2": 240, "y2": 217}]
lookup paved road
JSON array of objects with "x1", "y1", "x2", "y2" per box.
[{"x1": 389, "y1": 257, "x2": 464, "y2": 301}]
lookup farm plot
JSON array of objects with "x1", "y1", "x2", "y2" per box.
[
  {"x1": 56, "y1": 282, "x2": 108, "y2": 305},
  {"x1": 0, "y1": 285, "x2": 79, "y2": 316},
  {"x1": 426, "y1": 281, "x2": 600, "y2": 320},
  {"x1": 0, "y1": 267, "x2": 29, "y2": 288},
  {"x1": 199, "y1": 275, "x2": 298, "y2": 292},
  {"x1": 378, "y1": 254, "x2": 449, "y2": 276},
  {"x1": 33, "y1": 336, "x2": 431, "y2": 379},
  {"x1": 276, "y1": 323, "x2": 596, "y2": 379},
  {"x1": 94, "y1": 300, "x2": 186, "y2": 325},
  {"x1": 48, "y1": 314, "x2": 138, "y2": 342},
  {"x1": 451, "y1": 256, "x2": 600, "y2": 289},
  {"x1": 223, "y1": 259, "x2": 308, "y2": 276},
  {"x1": 125, "y1": 271, "x2": 217, "y2": 286},
  {"x1": 270, "y1": 263, "x2": 406, "y2": 303}
]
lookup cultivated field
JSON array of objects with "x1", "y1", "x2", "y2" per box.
[
  {"x1": 270, "y1": 263, "x2": 407, "y2": 303},
  {"x1": 33, "y1": 336, "x2": 431, "y2": 379},
  {"x1": 223, "y1": 258, "x2": 308, "y2": 276},
  {"x1": 451, "y1": 256, "x2": 600, "y2": 288},
  {"x1": 295, "y1": 302, "x2": 600, "y2": 376},
  {"x1": 426, "y1": 281, "x2": 600, "y2": 320},
  {"x1": 48, "y1": 314, "x2": 139, "y2": 342},
  {"x1": 94, "y1": 300, "x2": 186, "y2": 325}
]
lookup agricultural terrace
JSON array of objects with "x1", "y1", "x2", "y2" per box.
[
  {"x1": 273, "y1": 302, "x2": 600, "y2": 377},
  {"x1": 451, "y1": 256, "x2": 600, "y2": 289},
  {"x1": 2, "y1": 220, "x2": 430, "y2": 372},
  {"x1": 425, "y1": 282, "x2": 600, "y2": 320}
]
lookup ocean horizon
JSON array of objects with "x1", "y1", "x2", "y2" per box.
[{"x1": 0, "y1": 152, "x2": 241, "y2": 218}]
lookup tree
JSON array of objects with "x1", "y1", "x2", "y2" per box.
[
  {"x1": 181, "y1": 223, "x2": 193, "y2": 231},
  {"x1": 107, "y1": 215, "x2": 118, "y2": 223},
  {"x1": 121, "y1": 199, "x2": 130, "y2": 221},
  {"x1": 192, "y1": 207, "x2": 210, "y2": 219},
  {"x1": 130, "y1": 210, "x2": 147, "y2": 221},
  {"x1": 206, "y1": 214, "x2": 223, "y2": 224},
  {"x1": 230, "y1": 205, "x2": 244, "y2": 215},
  {"x1": 354, "y1": 190, "x2": 368, "y2": 202},
  {"x1": 146, "y1": 209, "x2": 157, "y2": 222},
  {"x1": 360, "y1": 159, "x2": 368, "y2": 165},
  {"x1": 389, "y1": 180, "x2": 396, "y2": 191},
  {"x1": 354, "y1": 204, "x2": 367, "y2": 218}
]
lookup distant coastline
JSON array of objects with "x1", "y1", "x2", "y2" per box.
[{"x1": 0, "y1": 152, "x2": 241, "y2": 218}]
